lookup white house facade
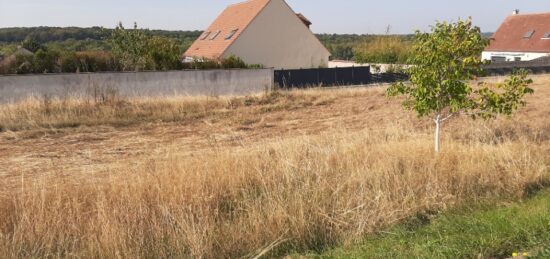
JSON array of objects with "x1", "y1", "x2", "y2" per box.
[
  {"x1": 183, "y1": 0, "x2": 330, "y2": 69},
  {"x1": 481, "y1": 51, "x2": 549, "y2": 62},
  {"x1": 482, "y1": 12, "x2": 550, "y2": 62}
]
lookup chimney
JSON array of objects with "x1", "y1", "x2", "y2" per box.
[
  {"x1": 512, "y1": 9, "x2": 520, "y2": 15},
  {"x1": 296, "y1": 13, "x2": 312, "y2": 29}
]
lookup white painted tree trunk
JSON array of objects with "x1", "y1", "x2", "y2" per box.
[{"x1": 434, "y1": 114, "x2": 441, "y2": 153}]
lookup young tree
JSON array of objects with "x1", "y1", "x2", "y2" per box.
[
  {"x1": 387, "y1": 19, "x2": 534, "y2": 152},
  {"x1": 32, "y1": 49, "x2": 60, "y2": 73},
  {"x1": 21, "y1": 37, "x2": 45, "y2": 53},
  {"x1": 110, "y1": 22, "x2": 150, "y2": 71},
  {"x1": 110, "y1": 23, "x2": 184, "y2": 71}
]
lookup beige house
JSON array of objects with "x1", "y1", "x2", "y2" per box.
[{"x1": 183, "y1": 0, "x2": 330, "y2": 69}]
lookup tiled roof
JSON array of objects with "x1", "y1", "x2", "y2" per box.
[
  {"x1": 184, "y1": 0, "x2": 271, "y2": 59},
  {"x1": 486, "y1": 12, "x2": 550, "y2": 53}
]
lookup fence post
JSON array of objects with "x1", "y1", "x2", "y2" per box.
[
  {"x1": 334, "y1": 68, "x2": 338, "y2": 86},
  {"x1": 351, "y1": 65, "x2": 359, "y2": 84},
  {"x1": 317, "y1": 69, "x2": 320, "y2": 86}
]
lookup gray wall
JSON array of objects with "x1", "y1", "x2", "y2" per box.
[{"x1": 0, "y1": 69, "x2": 274, "y2": 103}]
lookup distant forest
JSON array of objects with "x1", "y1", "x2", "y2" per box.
[
  {"x1": 0, "y1": 27, "x2": 416, "y2": 61},
  {"x1": 0, "y1": 27, "x2": 202, "y2": 53},
  {"x1": 0, "y1": 27, "x2": 494, "y2": 65}
]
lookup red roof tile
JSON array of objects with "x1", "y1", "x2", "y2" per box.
[
  {"x1": 486, "y1": 12, "x2": 550, "y2": 53},
  {"x1": 184, "y1": 0, "x2": 270, "y2": 59}
]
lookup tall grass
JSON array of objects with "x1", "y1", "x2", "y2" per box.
[
  {"x1": 0, "y1": 77, "x2": 549, "y2": 258},
  {"x1": 1, "y1": 127, "x2": 547, "y2": 258},
  {"x1": 0, "y1": 90, "x2": 341, "y2": 132}
]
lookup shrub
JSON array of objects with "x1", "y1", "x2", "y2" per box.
[
  {"x1": 75, "y1": 51, "x2": 118, "y2": 72},
  {"x1": 221, "y1": 55, "x2": 247, "y2": 69},
  {"x1": 184, "y1": 55, "x2": 258, "y2": 70},
  {"x1": 354, "y1": 35, "x2": 411, "y2": 64}
]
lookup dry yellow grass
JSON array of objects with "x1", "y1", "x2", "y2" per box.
[
  {"x1": 0, "y1": 75, "x2": 549, "y2": 258},
  {"x1": 0, "y1": 88, "x2": 349, "y2": 132}
]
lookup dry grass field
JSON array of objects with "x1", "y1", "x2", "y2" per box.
[{"x1": 0, "y1": 75, "x2": 549, "y2": 258}]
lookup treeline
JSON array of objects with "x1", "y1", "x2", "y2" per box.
[
  {"x1": 1, "y1": 50, "x2": 119, "y2": 74},
  {"x1": 0, "y1": 27, "x2": 493, "y2": 67},
  {"x1": 0, "y1": 24, "x2": 255, "y2": 74},
  {"x1": 353, "y1": 35, "x2": 413, "y2": 64},
  {"x1": 0, "y1": 27, "x2": 202, "y2": 54},
  {"x1": 0, "y1": 27, "x2": 109, "y2": 43},
  {"x1": 1, "y1": 27, "x2": 416, "y2": 64},
  {"x1": 0, "y1": 27, "x2": 202, "y2": 45},
  {"x1": 0, "y1": 27, "x2": 414, "y2": 65},
  {"x1": 317, "y1": 32, "x2": 492, "y2": 63},
  {"x1": 317, "y1": 34, "x2": 372, "y2": 61},
  {"x1": 317, "y1": 33, "x2": 414, "y2": 63}
]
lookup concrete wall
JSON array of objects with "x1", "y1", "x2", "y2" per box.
[
  {"x1": 224, "y1": 0, "x2": 331, "y2": 69},
  {"x1": 0, "y1": 69, "x2": 273, "y2": 103}
]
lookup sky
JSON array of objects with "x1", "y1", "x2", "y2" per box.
[{"x1": 0, "y1": 0, "x2": 549, "y2": 34}]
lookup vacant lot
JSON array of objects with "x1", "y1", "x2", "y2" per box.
[
  {"x1": 0, "y1": 85, "x2": 406, "y2": 181},
  {"x1": 0, "y1": 75, "x2": 549, "y2": 258}
]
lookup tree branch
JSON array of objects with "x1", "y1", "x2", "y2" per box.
[{"x1": 441, "y1": 113, "x2": 456, "y2": 122}]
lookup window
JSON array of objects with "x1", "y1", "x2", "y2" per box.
[
  {"x1": 491, "y1": 56, "x2": 506, "y2": 63},
  {"x1": 200, "y1": 32, "x2": 211, "y2": 40},
  {"x1": 542, "y1": 32, "x2": 550, "y2": 39},
  {"x1": 209, "y1": 30, "x2": 221, "y2": 40},
  {"x1": 514, "y1": 57, "x2": 522, "y2": 62},
  {"x1": 225, "y1": 29, "x2": 239, "y2": 40},
  {"x1": 523, "y1": 30, "x2": 535, "y2": 39}
]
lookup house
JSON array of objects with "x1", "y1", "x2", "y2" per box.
[
  {"x1": 183, "y1": 0, "x2": 331, "y2": 69},
  {"x1": 14, "y1": 46, "x2": 34, "y2": 56},
  {"x1": 482, "y1": 11, "x2": 550, "y2": 62},
  {"x1": 0, "y1": 47, "x2": 34, "y2": 74}
]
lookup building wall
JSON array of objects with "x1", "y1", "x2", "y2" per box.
[
  {"x1": 223, "y1": 0, "x2": 330, "y2": 69},
  {"x1": 482, "y1": 51, "x2": 550, "y2": 62},
  {"x1": 0, "y1": 69, "x2": 273, "y2": 103}
]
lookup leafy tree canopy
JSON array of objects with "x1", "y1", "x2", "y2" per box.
[{"x1": 387, "y1": 18, "x2": 534, "y2": 152}]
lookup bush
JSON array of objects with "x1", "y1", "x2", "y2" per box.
[
  {"x1": 32, "y1": 49, "x2": 60, "y2": 73},
  {"x1": 58, "y1": 52, "x2": 80, "y2": 72},
  {"x1": 75, "y1": 51, "x2": 118, "y2": 72},
  {"x1": 353, "y1": 36, "x2": 411, "y2": 64},
  {"x1": 58, "y1": 51, "x2": 119, "y2": 73},
  {"x1": 221, "y1": 55, "x2": 247, "y2": 69},
  {"x1": 184, "y1": 55, "x2": 260, "y2": 70},
  {"x1": 146, "y1": 36, "x2": 183, "y2": 71}
]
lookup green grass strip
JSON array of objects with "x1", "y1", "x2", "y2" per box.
[{"x1": 312, "y1": 189, "x2": 550, "y2": 259}]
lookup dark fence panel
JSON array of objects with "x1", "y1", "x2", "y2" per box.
[
  {"x1": 275, "y1": 61, "x2": 550, "y2": 89},
  {"x1": 371, "y1": 73, "x2": 409, "y2": 83},
  {"x1": 483, "y1": 66, "x2": 550, "y2": 76},
  {"x1": 274, "y1": 67, "x2": 372, "y2": 88},
  {"x1": 483, "y1": 58, "x2": 550, "y2": 76}
]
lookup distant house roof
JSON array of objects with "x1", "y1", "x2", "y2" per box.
[
  {"x1": 14, "y1": 46, "x2": 34, "y2": 56},
  {"x1": 184, "y1": 0, "x2": 271, "y2": 59},
  {"x1": 485, "y1": 12, "x2": 550, "y2": 53}
]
